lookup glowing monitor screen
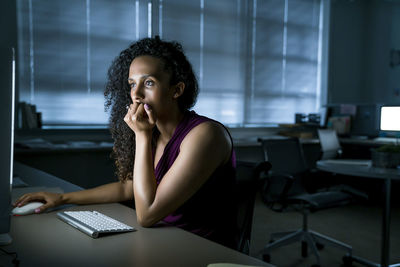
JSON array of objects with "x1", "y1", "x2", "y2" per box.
[{"x1": 380, "y1": 106, "x2": 400, "y2": 131}]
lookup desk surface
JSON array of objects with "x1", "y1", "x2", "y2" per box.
[
  {"x1": 340, "y1": 137, "x2": 399, "y2": 146},
  {"x1": 316, "y1": 159, "x2": 400, "y2": 180},
  {"x1": 4, "y1": 163, "x2": 271, "y2": 267}
]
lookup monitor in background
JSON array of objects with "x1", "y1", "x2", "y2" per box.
[
  {"x1": 327, "y1": 104, "x2": 380, "y2": 137},
  {"x1": 0, "y1": 46, "x2": 16, "y2": 245},
  {"x1": 380, "y1": 106, "x2": 400, "y2": 132},
  {"x1": 350, "y1": 104, "x2": 380, "y2": 137}
]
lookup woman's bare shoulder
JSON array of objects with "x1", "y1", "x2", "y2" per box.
[
  {"x1": 180, "y1": 120, "x2": 232, "y2": 160},
  {"x1": 185, "y1": 120, "x2": 229, "y2": 142}
]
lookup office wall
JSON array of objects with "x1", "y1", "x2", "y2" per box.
[
  {"x1": 328, "y1": 0, "x2": 367, "y2": 104},
  {"x1": 0, "y1": 1, "x2": 17, "y2": 50},
  {"x1": 364, "y1": 1, "x2": 399, "y2": 104},
  {"x1": 328, "y1": 0, "x2": 400, "y2": 105},
  {"x1": 388, "y1": 3, "x2": 400, "y2": 103}
]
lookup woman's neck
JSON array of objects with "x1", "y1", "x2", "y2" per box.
[{"x1": 155, "y1": 109, "x2": 185, "y2": 145}]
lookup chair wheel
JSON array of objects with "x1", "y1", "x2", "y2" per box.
[
  {"x1": 268, "y1": 239, "x2": 275, "y2": 244},
  {"x1": 343, "y1": 255, "x2": 353, "y2": 266},
  {"x1": 316, "y1": 242, "x2": 324, "y2": 250},
  {"x1": 262, "y1": 254, "x2": 271, "y2": 263}
]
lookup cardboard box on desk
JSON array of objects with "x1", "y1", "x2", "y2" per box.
[
  {"x1": 278, "y1": 123, "x2": 316, "y2": 139},
  {"x1": 327, "y1": 116, "x2": 351, "y2": 135}
]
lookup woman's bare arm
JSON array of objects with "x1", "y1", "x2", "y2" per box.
[
  {"x1": 62, "y1": 180, "x2": 133, "y2": 205},
  {"x1": 133, "y1": 121, "x2": 231, "y2": 227},
  {"x1": 14, "y1": 180, "x2": 134, "y2": 213}
]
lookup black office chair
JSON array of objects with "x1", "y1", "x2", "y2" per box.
[
  {"x1": 234, "y1": 145, "x2": 271, "y2": 255},
  {"x1": 258, "y1": 137, "x2": 354, "y2": 267}
]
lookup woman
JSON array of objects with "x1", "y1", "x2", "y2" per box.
[{"x1": 14, "y1": 37, "x2": 237, "y2": 248}]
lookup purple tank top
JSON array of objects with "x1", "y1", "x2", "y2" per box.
[{"x1": 154, "y1": 111, "x2": 237, "y2": 248}]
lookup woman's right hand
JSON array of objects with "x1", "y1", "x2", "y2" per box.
[
  {"x1": 13, "y1": 192, "x2": 65, "y2": 213},
  {"x1": 124, "y1": 102, "x2": 156, "y2": 136}
]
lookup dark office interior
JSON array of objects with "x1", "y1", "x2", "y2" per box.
[{"x1": 1, "y1": 0, "x2": 400, "y2": 266}]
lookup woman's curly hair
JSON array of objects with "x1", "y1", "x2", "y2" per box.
[{"x1": 104, "y1": 37, "x2": 199, "y2": 182}]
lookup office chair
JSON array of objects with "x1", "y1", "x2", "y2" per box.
[
  {"x1": 317, "y1": 129, "x2": 369, "y2": 198},
  {"x1": 317, "y1": 129, "x2": 343, "y2": 160},
  {"x1": 257, "y1": 138, "x2": 353, "y2": 267},
  {"x1": 234, "y1": 145, "x2": 271, "y2": 255}
]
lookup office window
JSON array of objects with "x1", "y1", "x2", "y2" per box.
[
  {"x1": 248, "y1": 0, "x2": 322, "y2": 124},
  {"x1": 17, "y1": 0, "x2": 324, "y2": 128},
  {"x1": 17, "y1": 0, "x2": 140, "y2": 127},
  {"x1": 159, "y1": 0, "x2": 246, "y2": 124},
  {"x1": 159, "y1": 0, "x2": 324, "y2": 125}
]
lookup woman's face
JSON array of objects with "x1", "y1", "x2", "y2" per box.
[{"x1": 128, "y1": 55, "x2": 175, "y2": 117}]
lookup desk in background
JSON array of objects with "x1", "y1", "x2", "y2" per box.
[
  {"x1": 339, "y1": 137, "x2": 399, "y2": 160},
  {"x1": 14, "y1": 139, "x2": 116, "y2": 189},
  {"x1": 2, "y1": 163, "x2": 272, "y2": 267},
  {"x1": 317, "y1": 159, "x2": 400, "y2": 267}
]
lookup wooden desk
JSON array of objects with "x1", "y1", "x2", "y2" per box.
[
  {"x1": 2, "y1": 163, "x2": 272, "y2": 267},
  {"x1": 317, "y1": 159, "x2": 400, "y2": 267}
]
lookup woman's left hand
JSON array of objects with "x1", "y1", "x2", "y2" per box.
[{"x1": 124, "y1": 102, "x2": 156, "y2": 135}]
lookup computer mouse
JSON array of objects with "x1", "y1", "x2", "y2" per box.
[{"x1": 12, "y1": 202, "x2": 44, "y2": 215}]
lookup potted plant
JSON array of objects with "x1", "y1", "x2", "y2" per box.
[{"x1": 371, "y1": 144, "x2": 400, "y2": 168}]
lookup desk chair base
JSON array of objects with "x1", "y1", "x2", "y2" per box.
[{"x1": 260, "y1": 212, "x2": 352, "y2": 266}]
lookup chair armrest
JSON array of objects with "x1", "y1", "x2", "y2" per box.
[
  {"x1": 268, "y1": 171, "x2": 294, "y2": 181},
  {"x1": 236, "y1": 160, "x2": 272, "y2": 181},
  {"x1": 262, "y1": 172, "x2": 297, "y2": 211},
  {"x1": 254, "y1": 161, "x2": 272, "y2": 181}
]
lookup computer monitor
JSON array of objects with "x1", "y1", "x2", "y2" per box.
[
  {"x1": 0, "y1": 46, "x2": 16, "y2": 245},
  {"x1": 380, "y1": 106, "x2": 400, "y2": 132}
]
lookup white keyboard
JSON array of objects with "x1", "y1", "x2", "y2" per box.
[{"x1": 57, "y1": 211, "x2": 135, "y2": 238}]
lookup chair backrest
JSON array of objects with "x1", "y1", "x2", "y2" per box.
[
  {"x1": 234, "y1": 160, "x2": 271, "y2": 255},
  {"x1": 233, "y1": 144, "x2": 271, "y2": 254},
  {"x1": 258, "y1": 137, "x2": 309, "y2": 205},
  {"x1": 259, "y1": 138, "x2": 309, "y2": 175},
  {"x1": 234, "y1": 144, "x2": 265, "y2": 163},
  {"x1": 317, "y1": 129, "x2": 342, "y2": 160}
]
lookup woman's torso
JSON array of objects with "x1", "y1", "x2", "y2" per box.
[{"x1": 153, "y1": 111, "x2": 237, "y2": 248}]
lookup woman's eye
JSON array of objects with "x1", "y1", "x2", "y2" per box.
[
  {"x1": 129, "y1": 83, "x2": 136, "y2": 89},
  {"x1": 145, "y1": 80, "x2": 154, "y2": 86}
]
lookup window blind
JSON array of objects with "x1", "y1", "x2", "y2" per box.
[
  {"x1": 246, "y1": 0, "x2": 322, "y2": 124},
  {"x1": 17, "y1": 0, "x2": 138, "y2": 127},
  {"x1": 17, "y1": 0, "x2": 324, "y2": 128}
]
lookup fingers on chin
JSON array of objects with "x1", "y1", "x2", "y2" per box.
[{"x1": 131, "y1": 102, "x2": 140, "y2": 111}]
